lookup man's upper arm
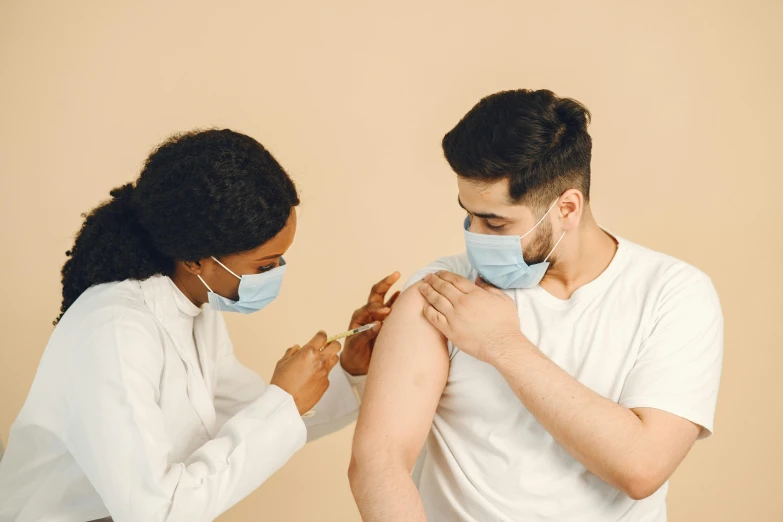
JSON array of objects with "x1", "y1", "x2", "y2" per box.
[
  {"x1": 619, "y1": 270, "x2": 723, "y2": 436},
  {"x1": 352, "y1": 283, "x2": 450, "y2": 470},
  {"x1": 619, "y1": 269, "x2": 723, "y2": 493}
]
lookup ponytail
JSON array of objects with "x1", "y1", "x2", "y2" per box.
[{"x1": 56, "y1": 183, "x2": 171, "y2": 324}]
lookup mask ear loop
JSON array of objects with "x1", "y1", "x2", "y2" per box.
[
  {"x1": 521, "y1": 197, "x2": 561, "y2": 239},
  {"x1": 211, "y1": 256, "x2": 242, "y2": 280},
  {"x1": 544, "y1": 231, "x2": 567, "y2": 262},
  {"x1": 197, "y1": 275, "x2": 214, "y2": 293},
  {"x1": 197, "y1": 257, "x2": 241, "y2": 295}
]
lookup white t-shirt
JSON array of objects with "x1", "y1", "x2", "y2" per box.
[{"x1": 404, "y1": 235, "x2": 723, "y2": 522}]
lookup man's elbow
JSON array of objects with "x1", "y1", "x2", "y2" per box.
[
  {"x1": 348, "y1": 444, "x2": 384, "y2": 487},
  {"x1": 348, "y1": 441, "x2": 409, "y2": 493},
  {"x1": 347, "y1": 453, "x2": 363, "y2": 489},
  {"x1": 619, "y1": 466, "x2": 667, "y2": 500},
  {"x1": 348, "y1": 438, "x2": 378, "y2": 492}
]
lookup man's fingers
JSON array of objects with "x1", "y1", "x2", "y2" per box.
[
  {"x1": 476, "y1": 277, "x2": 509, "y2": 297},
  {"x1": 419, "y1": 282, "x2": 453, "y2": 315},
  {"x1": 435, "y1": 271, "x2": 477, "y2": 293},
  {"x1": 422, "y1": 304, "x2": 449, "y2": 333},
  {"x1": 423, "y1": 273, "x2": 464, "y2": 303},
  {"x1": 368, "y1": 271, "x2": 401, "y2": 304}
]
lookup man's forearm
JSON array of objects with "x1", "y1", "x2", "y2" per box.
[
  {"x1": 349, "y1": 457, "x2": 427, "y2": 522},
  {"x1": 491, "y1": 336, "x2": 662, "y2": 498},
  {"x1": 417, "y1": 270, "x2": 703, "y2": 500}
]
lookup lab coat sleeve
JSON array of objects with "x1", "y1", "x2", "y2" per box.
[
  {"x1": 302, "y1": 364, "x2": 364, "y2": 442},
  {"x1": 65, "y1": 315, "x2": 307, "y2": 522},
  {"x1": 344, "y1": 371, "x2": 367, "y2": 402},
  {"x1": 212, "y1": 344, "x2": 268, "y2": 429},
  {"x1": 213, "y1": 338, "x2": 363, "y2": 442}
]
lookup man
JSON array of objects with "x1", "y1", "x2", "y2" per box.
[{"x1": 349, "y1": 89, "x2": 723, "y2": 521}]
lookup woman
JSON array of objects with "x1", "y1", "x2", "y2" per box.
[{"x1": 0, "y1": 129, "x2": 399, "y2": 522}]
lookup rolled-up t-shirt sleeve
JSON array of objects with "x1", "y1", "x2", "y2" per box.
[
  {"x1": 402, "y1": 254, "x2": 475, "y2": 291},
  {"x1": 619, "y1": 270, "x2": 724, "y2": 437}
]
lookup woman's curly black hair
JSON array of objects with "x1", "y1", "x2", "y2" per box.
[{"x1": 56, "y1": 129, "x2": 299, "y2": 324}]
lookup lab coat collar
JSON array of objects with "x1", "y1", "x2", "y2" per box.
[{"x1": 139, "y1": 275, "x2": 218, "y2": 436}]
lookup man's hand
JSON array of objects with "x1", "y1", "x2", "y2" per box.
[
  {"x1": 421, "y1": 272, "x2": 707, "y2": 501},
  {"x1": 340, "y1": 271, "x2": 401, "y2": 375},
  {"x1": 419, "y1": 271, "x2": 523, "y2": 363}
]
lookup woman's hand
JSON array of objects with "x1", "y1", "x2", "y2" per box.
[
  {"x1": 270, "y1": 331, "x2": 341, "y2": 414},
  {"x1": 340, "y1": 272, "x2": 401, "y2": 376}
]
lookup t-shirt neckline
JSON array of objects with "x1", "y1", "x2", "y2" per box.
[{"x1": 522, "y1": 229, "x2": 629, "y2": 309}]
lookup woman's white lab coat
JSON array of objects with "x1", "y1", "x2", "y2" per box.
[{"x1": 0, "y1": 275, "x2": 364, "y2": 522}]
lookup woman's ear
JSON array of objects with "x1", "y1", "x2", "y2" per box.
[{"x1": 181, "y1": 259, "x2": 204, "y2": 276}]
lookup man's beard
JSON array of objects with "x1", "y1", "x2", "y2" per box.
[{"x1": 522, "y1": 219, "x2": 554, "y2": 266}]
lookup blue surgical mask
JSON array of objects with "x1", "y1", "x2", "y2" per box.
[
  {"x1": 198, "y1": 257, "x2": 286, "y2": 314},
  {"x1": 464, "y1": 199, "x2": 566, "y2": 289}
]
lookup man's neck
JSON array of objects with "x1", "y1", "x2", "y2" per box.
[{"x1": 539, "y1": 211, "x2": 618, "y2": 300}]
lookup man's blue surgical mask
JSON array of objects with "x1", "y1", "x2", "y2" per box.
[
  {"x1": 198, "y1": 257, "x2": 286, "y2": 314},
  {"x1": 464, "y1": 199, "x2": 565, "y2": 290}
]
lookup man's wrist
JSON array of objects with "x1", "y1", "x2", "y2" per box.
[{"x1": 486, "y1": 330, "x2": 536, "y2": 368}]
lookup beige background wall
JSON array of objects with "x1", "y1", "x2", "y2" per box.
[{"x1": 1, "y1": 1, "x2": 781, "y2": 520}]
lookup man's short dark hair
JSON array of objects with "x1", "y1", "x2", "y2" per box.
[{"x1": 442, "y1": 89, "x2": 592, "y2": 211}]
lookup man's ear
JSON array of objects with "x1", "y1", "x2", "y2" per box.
[{"x1": 558, "y1": 189, "x2": 584, "y2": 230}]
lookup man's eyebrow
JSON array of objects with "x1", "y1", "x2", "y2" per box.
[{"x1": 457, "y1": 197, "x2": 510, "y2": 220}]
